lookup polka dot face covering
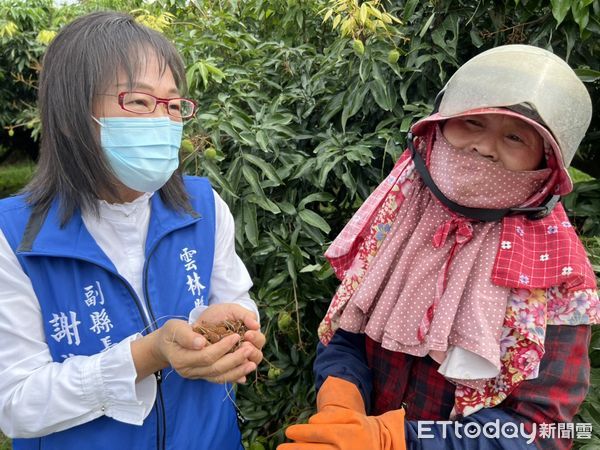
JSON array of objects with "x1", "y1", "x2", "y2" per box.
[{"x1": 429, "y1": 127, "x2": 551, "y2": 209}]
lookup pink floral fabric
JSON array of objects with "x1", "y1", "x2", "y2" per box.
[
  {"x1": 454, "y1": 286, "x2": 599, "y2": 417},
  {"x1": 317, "y1": 151, "x2": 415, "y2": 344}
]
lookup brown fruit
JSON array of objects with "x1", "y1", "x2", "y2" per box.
[{"x1": 192, "y1": 319, "x2": 248, "y2": 352}]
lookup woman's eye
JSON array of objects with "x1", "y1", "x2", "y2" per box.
[
  {"x1": 464, "y1": 119, "x2": 483, "y2": 127},
  {"x1": 128, "y1": 99, "x2": 149, "y2": 106},
  {"x1": 507, "y1": 134, "x2": 524, "y2": 143}
]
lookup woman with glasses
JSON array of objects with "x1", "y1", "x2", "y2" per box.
[{"x1": 0, "y1": 11, "x2": 264, "y2": 450}]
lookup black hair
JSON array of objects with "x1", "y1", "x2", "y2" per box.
[{"x1": 25, "y1": 11, "x2": 192, "y2": 225}]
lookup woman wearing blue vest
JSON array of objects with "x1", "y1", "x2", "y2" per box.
[{"x1": 0, "y1": 11, "x2": 265, "y2": 450}]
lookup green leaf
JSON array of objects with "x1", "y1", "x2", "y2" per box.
[
  {"x1": 218, "y1": 122, "x2": 241, "y2": 141},
  {"x1": 316, "y1": 263, "x2": 335, "y2": 280},
  {"x1": 419, "y1": 12, "x2": 436, "y2": 38},
  {"x1": 359, "y1": 57, "x2": 372, "y2": 83},
  {"x1": 469, "y1": 28, "x2": 483, "y2": 47},
  {"x1": 575, "y1": 68, "x2": 600, "y2": 82},
  {"x1": 256, "y1": 129, "x2": 269, "y2": 152},
  {"x1": 243, "y1": 202, "x2": 259, "y2": 247},
  {"x1": 263, "y1": 113, "x2": 294, "y2": 127},
  {"x1": 341, "y1": 82, "x2": 370, "y2": 132},
  {"x1": 551, "y1": 0, "x2": 572, "y2": 25},
  {"x1": 243, "y1": 408, "x2": 269, "y2": 420},
  {"x1": 198, "y1": 61, "x2": 209, "y2": 88},
  {"x1": 402, "y1": 0, "x2": 419, "y2": 21},
  {"x1": 577, "y1": 444, "x2": 600, "y2": 450},
  {"x1": 201, "y1": 160, "x2": 238, "y2": 198},
  {"x1": 571, "y1": 1, "x2": 590, "y2": 34},
  {"x1": 591, "y1": 368, "x2": 600, "y2": 384},
  {"x1": 287, "y1": 255, "x2": 297, "y2": 284},
  {"x1": 298, "y1": 209, "x2": 331, "y2": 233},
  {"x1": 204, "y1": 61, "x2": 225, "y2": 82},
  {"x1": 298, "y1": 192, "x2": 335, "y2": 209},
  {"x1": 299, "y1": 263, "x2": 322, "y2": 273},
  {"x1": 370, "y1": 79, "x2": 394, "y2": 111},
  {"x1": 591, "y1": 332, "x2": 600, "y2": 351},
  {"x1": 400, "y1": 116, "x2": 413, "y2": 133},
  {"x1": 277, "y1": 201, "x2": 297, "y2": 215},
  {"x1": 242, "y1": 164, "x2": 265, "y2": 197},
  {"x1": 320, "y1": 91, "x2": 345, "y2": 126},
  {"x1": 243, "y1": 153, "x2": 283, "y2": 184},
  {"x1": 318, "y1": 155, "x2": 345, "y2": 188},
  {"x1": 341, "y1": 171, "x2": 357, "y2": 196},
  {"x1": 431, "y1": 15, "x2": 459, "y2": 57},
  {"x1": 230, "y1": 115, "x2": 251, "y2": 132},
  {"x1": 569, "y1": 167, "x2": 595, "y2": 183},
  {"x1": 247, "y1": 193, "x2": 281, "y2": 214},
  {"x1": 185, "y1": 61, "x2": 200, "y2": 89}
]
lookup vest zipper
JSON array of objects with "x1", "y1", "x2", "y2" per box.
[
  {"x1": 82, "y1": 260, "x2": 164, "y2": 450},
  {"x1": 140, "y1": 220, "x2": 201, "y2": 450},
  {"x1": 144, "y1": 247, "x2": 166, "y2": 450}
]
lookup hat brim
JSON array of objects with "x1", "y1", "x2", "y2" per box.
[{"x1": 411, "y1": 107, "x2": 572, "y2": 195}]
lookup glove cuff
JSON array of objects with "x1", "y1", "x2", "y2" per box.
[
  {"x1": 317, "y1": 376, "x2": 366, "y2": 414},
  {"x1": 377, "y1": 408, "x2": 406, "y2": 450}
]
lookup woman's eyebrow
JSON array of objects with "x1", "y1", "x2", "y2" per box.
[
  {"x1": 116, "y1": 82, "x2": 179, "y2": 95},
  {"x1": 510, "y1": 119, "x2": 538, "y2": 135}
]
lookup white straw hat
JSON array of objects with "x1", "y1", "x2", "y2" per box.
[{"x1": 412, "y1": 44, "x2": 592, "y2": 195}]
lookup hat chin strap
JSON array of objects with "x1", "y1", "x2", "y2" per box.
[{"x1": 408, "y1": 132, "x2": 560, "y2": 222}]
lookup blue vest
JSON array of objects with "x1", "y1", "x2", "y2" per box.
[{"x1": 0, "y1": 177, "x2": 243, "y2": 450}]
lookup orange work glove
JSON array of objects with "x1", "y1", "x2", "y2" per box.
[{"x1": 278, "y1": 376, "x2": 406, "y2": 450}]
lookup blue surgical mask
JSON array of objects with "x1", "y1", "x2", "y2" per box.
[{"x1": 95, "y1": 116, "x2": 183, "y2": 193}]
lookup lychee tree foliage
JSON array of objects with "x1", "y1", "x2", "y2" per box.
[
  {"x1": 170, "y1": 1, "x2": 600, "y2": 448},
  {"x1": 0, "y1": 0, "x2": 599, "y2": 449}
]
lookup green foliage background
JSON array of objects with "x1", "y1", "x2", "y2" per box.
[{"x1": 1, "y1": 0, "x2": 600, "y2": 449}]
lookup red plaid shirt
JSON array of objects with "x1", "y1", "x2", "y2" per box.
[{"x1": 365, "y1": 324, "x2": 591, "y2": 449}]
